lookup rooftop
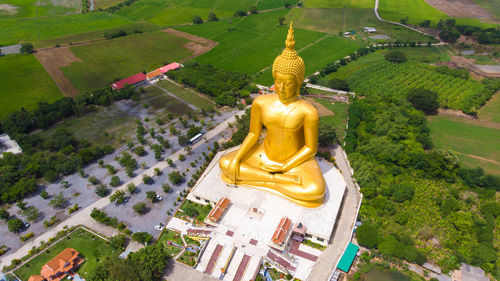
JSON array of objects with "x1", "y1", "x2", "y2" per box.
[
  {"x1": 146, "y1": 69, "x2": 163, "y2": 79},
  {"x1": 111, "y1": 72, "x2": 147, "y2": 90},
  {"x1": 159, "y1": 62, "x2": 182, "y2": 74},
  {"x1": 337, "y1": 243, "x2": 359, "y2": 272},
  {"x1": 271, "y1": 217, "x2": 292, "y2": 245},
  {"x1": 206, "y1": 196, "x2": 230, "y2": 223}
]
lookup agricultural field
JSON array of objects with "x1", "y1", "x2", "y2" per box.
[
  {"x1": 157, "y1": 80, "x2": 214, "y2": 109},
  {"x1": 478, "y1": 93, "x2": 500, "y2": 123},
  {"x1": 13, "y1": 227, "x2": 120, "y2": 281},
  {"x1": 427, "y1": 115, "x2": 500, "y2": 175},
  {"x1": 0, "y1": 0, "x2": 80, "y2": 19},
  {"x1": 347, "y1": 60, "x2": 493, "y2": 114},
  {"x1": 471, "y1": 0, "x2": 500, "y2": 20},
  {"x1": 317, "y1": 46, "x2": 450, "y2": 83},
  {"x1": 0, "y1": 12, "x2": 133, "y2": 46},
  {"x1": 94, "y1": 0, "x2": 123, "y2": 9},
  {"x1": 61, "y1": 31, "x2": 193, "y2": 91},
  {"x1": 0, "y1": 54, "x2": 62, "y2": 119}
]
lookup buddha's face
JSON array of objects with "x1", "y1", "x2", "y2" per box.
[{"x1": 274, "y1": 72, "x2": 300, "y2": 103}]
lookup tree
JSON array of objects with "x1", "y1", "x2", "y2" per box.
[
  {"x1": 439, "y1": 28, "x2": 460, "y2": 43},
  {"x1": 0, "y1": 209, "x2": 10, "y2": 220},
  {"x1": 110, "y1": 190, "x2": 126, "y2": 204},
  {"x1": 328, "y1": 78, "x2": 349, "y2": 91},
  {"x1": 142, "y1": 175, "x2": 153, "y2": 185},
  {"x1": 356, "y1": 223, "x2": 379, "y2": 248},
  {"x1": 110, "y1": 234, "x2": 126, "y2": 249},
  {"x1": 49, "y1": 192, "x2": 68, "y2": 209},
  {"x1": 208, "y1": 12, "x2": 218, "y2": 21},
  {"x1": 133, "y1": 202, "x2": 147, "y2": 215},
  {"x1": 169, "y1": 171, "x2": 183, "y2": 185},
  {"x1": 183, "y1": 204, "x2": 199, "y2": 217},
  {"x1": 132, "y1": 232, "x2": 153, "y2": 244},
  {"x1": 385, "y1": 51, "x2": 407, "y2": 63},
  {"x1": 40, "y1": 190, "x2": 50, "y2": 199},
  {"x1": 95, "y1": 184, "x2": 110, "y2": 197},
  {"x1": 234, "y1": 10, "x2": 247, "y2": 17},
  {"x1": 318, "y1": 123, "x2": 337, "y2": 146},
  {"x1": 20, "y1": 43, "x2": 34, "y2": 54},
  {"x1": 8, "y1": 218, "x2": 24, "y2": 232},
  {"x1": 192, "y1": 15, "x2": 203, "y2": 24},
  {"x1": 249, "y1": 5, "x2": 257, "y2": 14},
  {"x1": 22, "y1": 206, "x2": 40, "y2": 221},
  {"x1": 284, "y1": 2, "x2": 292, "y2": 8},
  {"x1": 162, "y1": 183, "x2": 171, "y2": 193},
  {"x1": 278, "y1": 17, "x2": 286, "y2": 25},
  {"x1": 407, "y1": 88, "x2": 439, "y2": 114},
  {"x1": 391, "y1": 185, "x2": 415, "y2": 203},
  {"x1": 127, "y1": 183, "x2": 137, "y2": 194},
  {"x1": 110, "y1": 175, "x2": 121, "y2": 187},
  {"x1": 88, "y1": 176, "x2": 100, "y2": 185},
  {"x1": 146, "y1": 191, "x2": 157, "y2": 202}
]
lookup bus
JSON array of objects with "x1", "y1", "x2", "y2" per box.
[{"x1": 188, "y1": 133, "x2": 204, "y2": 145}]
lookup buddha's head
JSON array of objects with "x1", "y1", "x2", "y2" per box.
[{"x1": 272, "y1": 22, "x2": 305, "y2": 103}]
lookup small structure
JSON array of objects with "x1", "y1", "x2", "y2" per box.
[
  {"x1": 453, "y1": 263, "x2": 489, "y2": 281},
  {"x1": 205, "y1": 196, "x2": 231, "y2": 224},
  {"x1": 0, "y1": 134, "x2": 22, "y2": 158},
  {"x1": 270, "y1": 217, "x2": 292, "y2": 249},
  {"x1": 291, "y1": 222, "x2": 306, "y2": 242},
  {"x1": 111, "y1": 72, "x2": 147, "y2": 90},
  {"x1": 187, "y1": 229, "x2": 212, "y2": 238},
  {"x1": 363, "y1": 27, "x2": 377, "y2": 33},
  {"x1": 30, "y1": 248, "x2": 83, "y2": 281},
  {"x1": 146, "y1": 69, "x2": 164, "y2": 82},
  {"x1": 337, "y1": 243, "x2": 359, "y2": 273},
  {"x1": 159, "y1": 62, "x2": 182, "y2": 74}
]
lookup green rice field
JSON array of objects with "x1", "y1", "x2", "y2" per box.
[
  {"x1": 0, "y1": 0, "x2": 80, "y2": 19},
  {"x1": 14, "y1": 227, "x2": 120, "y2": 281},
  {"x1": 61, "y1": 31, "x2": 193, "y2": 91},
  {"x1": 427, "y1": 115, "x2": 500, "y2": 175},
  {"x1": 478, "y1": 93, "x2": 500, "y2": 124},
  {"x1": 0, "y1": 54, "x2": 62, "y2": 119}
]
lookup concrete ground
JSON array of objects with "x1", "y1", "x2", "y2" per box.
[
  {"x1": 0, "y1": 45, "x2": 21, "y2": 55},
  {"x1": 306, "y1": 144, "x2": 362, "y2": 281}
]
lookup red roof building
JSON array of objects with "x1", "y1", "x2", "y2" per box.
[
  {"x1": 146, "y1": 69, "x2": 163, "y2": 81},
  {"x1": 271, "y1": 217, "x2": 292, "y2": 246},
  {"x1": 206, "y1": 197, "x2": 230, "y2": 223},
  {"x1": 111, "y1": 72, "x2": 147, "y2": 90},
  {"x1": 30, "y1": 248, "x2": 83, "y2": 281},
  {"x1": 159, "y1": 62, "x2": 182, "y2": 74}
]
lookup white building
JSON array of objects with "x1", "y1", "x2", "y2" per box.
[{"x1": 363, "y1": 27, "x2": 377, "y2": 33}]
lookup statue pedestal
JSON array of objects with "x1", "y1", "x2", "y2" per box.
[{"x1": 184, "y1": 148, "x2": 347, "y2": 280}]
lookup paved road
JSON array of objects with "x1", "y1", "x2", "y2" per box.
[
  {"x1": 0, "y1": 111, "x2": 244, "y2": 270},
  {"x1": 307, "y1": 145, "x2": 361, "y2": 281}
]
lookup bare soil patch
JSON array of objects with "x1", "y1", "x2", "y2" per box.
[
  {"x1": 162, "y1": 28, "x2": 218, "y2": 61},
  {"x1": 34, "y1": 47, "x2": 81, "y2": 97},
  {"x1": 306, "y1": 98, "x2": 334, "y2": 117},
  {"x1": 424, "y1": 0, "x2": 497, "y2": 20},
  {"x1": 443, "y1": 55, "x2": 500, "y2": 78}
]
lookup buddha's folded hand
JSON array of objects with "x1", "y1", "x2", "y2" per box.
[{"x1": 259, "y1": 162, "x2": 284, "y2": 173}]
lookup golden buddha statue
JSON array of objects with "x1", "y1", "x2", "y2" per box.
[{"x1": 219, "y1": 23, "x2": 325, "y2": 208}]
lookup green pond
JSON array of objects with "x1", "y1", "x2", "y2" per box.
[{"x1": 362, "y1": 269, "x2": 397, "y2": 281}]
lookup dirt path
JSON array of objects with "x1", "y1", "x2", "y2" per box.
[
  {"x1": 424, "y1": 0, "x2": 498, "y2": 22},
  {"x1": 462, "y1": 153, "x2": 500, "y2": 165},
  {"x1": 447, "y1": 56, "x2": 500, "y2": 78},
  {"x1": 34, "y1": 47, "x2": 81, "y2": 97},
  {"x1": 162, "y1": 28, "x2": 218, "y2": 61}
]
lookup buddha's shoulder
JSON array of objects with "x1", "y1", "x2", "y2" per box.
[
  {"x1": 299, "y1": 99, "x2": 319, "y2": 114},
  {"x1": 254, "y1": 94, "x2": 277, "y2": 104}
]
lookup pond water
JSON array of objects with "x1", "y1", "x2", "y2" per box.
[{"x1": 362, "y1": 269, "x2": 397, "y2": 281}]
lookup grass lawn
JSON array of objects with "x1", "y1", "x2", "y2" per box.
[
  {"x1": 61, "y1": 31, "x2": 193, "y2": 91},
  {"x1": 0, "y1": 12, "x2": 132, "y2": 46},
  {"x1": 14, "y1": 227, "x2": 120, "y2": 281},
  {"x1": 157, "y1": 80, "x2": 214, "y2": 109},
  {"x1": 0, "y1": 54, "x2": 62, "y2": 119},
  {"x1": 0, "y1": 0, "x2": 80, "y2": 19},
  {"x1": 314, "y1": 98, "x2": 349, "y2": 138},
  {"x1": 178, "y1": 200, "x2": 212, "y2": 221},
  {"x1": 427, "y1": 115, "x2": 500, "y2": 175},
  {"x1": 478, "y1": 93, "x2": 500, "y2": 123},
  {"x1": 158, "y1": 229, "x2": 184, "y2": 246},
  {"x1": 176, "y1": 249, "x2": 197, "y2": 266},
  {"x1": 95, "y1": 0, "x2": 124, "y2": 9}
]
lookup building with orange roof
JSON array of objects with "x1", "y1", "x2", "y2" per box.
[
  {"x1": 29, "y1": 248, "x2": 83, "y2": 281},
  {"x1": 146, "y1": 69, "x2": 164, "y2": 82},
  {"x1": 28, "y1": 275, "x2": 45, "y2": 281},
  {"x1": 270, "y1": 217, "x2": 292, "y2": 249},
  {"x1": 205, "y1": 197, "x2": 230, "y2": 225}
]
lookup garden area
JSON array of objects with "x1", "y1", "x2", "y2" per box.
[
  {"x1": 157, "y1": 229, "x2": 184, "y2": 256},
  {"x1": 13, "y1": 227, "x2": 120, "y2": 281},
  {"x1": 176, "y1": 248, "x2": 198, "y2": 267},
  {"x1": 175, "y1": 200, "x2": 212, "y2": 222}
]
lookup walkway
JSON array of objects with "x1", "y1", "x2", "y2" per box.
[
  {"x1": 306, "y1": 145, "x2": 362, "y2": 281},
  {"x1": 306, "y1": 84, "x2": 355, "y2": 96},
  {"x1": 0, "y1": 110, "x2": 244, "y2": 270}
]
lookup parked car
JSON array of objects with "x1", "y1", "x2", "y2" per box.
[
  {"x1": 154, "y1": 223, "x2": 164, "y2": 230},
  {"x1": 23, "y1": 221, "x2": 30, "y2": 228},
  {"x1": 156, "y1": 195, "x2": 163, "y2": 201}
]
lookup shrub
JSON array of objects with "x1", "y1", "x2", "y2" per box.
[
  {"x1": 318, "y1": 123, "x2": 337, "y2": 146},
  {"x1": 88, "y1": 176, "x2": 100, "y2": 185},
  {"x1": 385, "y1": 51, "x2": 407, "y2": 63},
  {"x1": 133, "y1": 146, "x2": 146, "y2": 156},
  {"x1": 20, "y1": 43, "x2": 34, "y2": 54},
  {"x1": 208, "y1": 12, "x2": 218, "y2": 21},
  {"x1": 8, "y1": 218, "x2": 24, "y2": 232},
  {"x1": 169, "y1": 171, "x2": 183, "y2": 185},
  {"x1": 110, "y1": 175, "x2": 121, "y2": 187},
  {"x1": 142, "y1": 175, "x2": 153, "y2": 185},
  {"x1": 0, "y1": 209, "x2": 10, "y2": 220},
  {"x1": 49, "y1": 192, "x2": 68, "y2": 209},
  {"x1": 40, "y1": 190, "x2": 50, "y2": 199},
  {"x1": 20, "y1": 232, "x2": 35, "y2": 242},
  {"x1": 146, "y1": 191, "x2": 157, "y2": 202},
  {"x1": 127, "y1": 183, "x2": 137, "y2": 194},
  {"x1": 95, "y1": 184, "x2": 110, "y2": 197},
  {"x1": 133, "y1": 202, "x2": 147, "y2": 215},
  {"x1": 109, "y1": 234, "x2": 126, "y2": 249},
  {"x1": 22, "y1": 206, "x2": 40, "y2": 221},
  {"x1": 193, "y1": 15, "x2": 203, "y2": 24},
  {"x1": 356, "y1": 223, "x2": 379, "y2": 248},
  {"x1": 132, "y1": 232, "x2": 153, "y2": 244},
  {"x1": 234, "y1": 10, "x2": 247, "y2": 17},
  {"x1": 407, "y1": 88, "x2": 439, "y2": 114},
  {"x1": 110, "y1": 190, "x2": 126, "y2": 204},
  {"x1": 328, "y1": 78, "x2": 349, "y2": 91},
  {"x1": 154, "y1": 168, "x2": 162, "y2": 176},
  {"x1": 162, "y1": 183, "x2": 171, "y2": 193}
]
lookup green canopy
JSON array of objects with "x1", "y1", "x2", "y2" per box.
[{"x1": 338, "y1": 243, "x2": 359, "y2": 272}]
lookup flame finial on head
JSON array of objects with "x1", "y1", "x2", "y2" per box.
[{"x1": 272, "y1": 21, "x2": 305, "y2": 84}]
